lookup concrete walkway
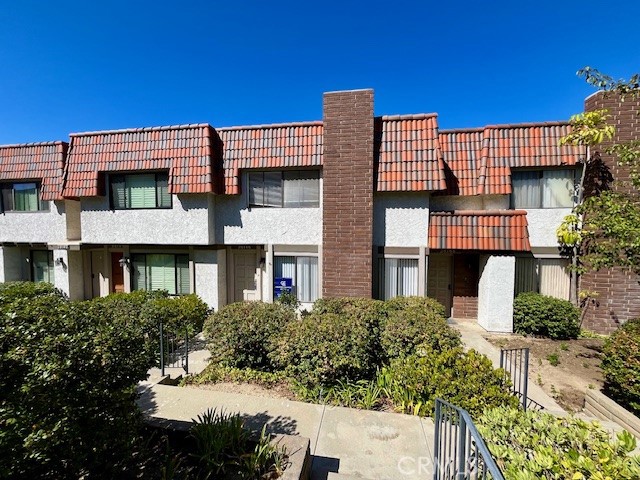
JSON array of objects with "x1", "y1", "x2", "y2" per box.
[{"x1": 137, "y1": 382, "x2": 435, "y2": 480}]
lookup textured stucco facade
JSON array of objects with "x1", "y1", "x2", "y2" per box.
[
  {"x1": 53, "y1": 249, "x2": 84, "y2": 300},
  {"x1": 373, "y1": 192, "x2": 429, "y2": 247},
  {"x1": 524, "y1": 208, "x2": 571, "y2": 248},
  {"x1": 477, "y1": 254, "x2": 516, "y2": 332},
  {"x1": 81, "y1": 194, "x2": 213, "y2": 245},
  {"x1": 0, "y1": 201, "x2": 67, "y2": 244},
  {"x1": 194, "y1": 249, "x2": 226, "y2": 311}
]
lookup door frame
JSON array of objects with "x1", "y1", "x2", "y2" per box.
[
  {"x1": 427, "y1": 252, "x2": 453, "y2": 317},
  {"x1": 227, "y1": 247, "x2": 262, "y2": 303}
]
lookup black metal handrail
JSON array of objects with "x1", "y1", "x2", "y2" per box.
[
  {"x1": 433, "y1": 398, "x2": 505, "y2": 480},
  {"x1": 499, "y1": 347, "x2": 533, "y2": 411},
  {"x1": 159, "y1": 322, "x2": 189, "y2": 377}
]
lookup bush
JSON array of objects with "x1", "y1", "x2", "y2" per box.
[
  {"x1": 378, "y1": 347, "x2": 518, "y2": 417},
  {"x1": 513, "y1": 292, "x2": 580, "y2": 339},
  {"x1": 601, "y1": 318, "x2": 640, "y2": 415},
  {"x1": 478, "y1": 407, "x2": 640, "y2": 480},
  {"x1": 271, "y1": 312, "x2": 379, "y2": 386},
  {"x1": 0, "y1": 282, "x2": 156, "y2": 478},
  {"x1": 381, "y1": 296, "x2": 460, "y2": 359},
  {"x1": 204, "y1": 301, "x2": 296, "y2": 370}
]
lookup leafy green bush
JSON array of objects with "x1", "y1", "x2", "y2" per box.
[
  {"x1": 0, "y1": 282, "x2": 156, "y2": 478},
  {"x1": 478, "y1": 406, "x2": 640, "y2": 480},
  {"x1": 601, "y1": 318, "x2": 640, "y2": 415},
  {"x1": 513, "y1": 292, "x2": 580, "y2": 339},
  {"x1": 378, "y1": 347, "x2": 518, "y2": 417},
  {"x1": 381, "y1": 296, "x2": 460, "y2": 359},
  {"x1": 204, "y1": 301, "x2": 296, "y2": 370},
  {"x1": 271, "y1": 312, "x2": 379, "y2": 386}
]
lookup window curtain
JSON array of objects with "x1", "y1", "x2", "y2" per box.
[
  {"x1": 380, "y1": 258, "x2": 418, "y2": 300},
  {"x1": 32, "y1": 250, "x2": 54, "y2": 283},
  {"x1": 1, "y1": 185, "x2": 14, "y2": 212},
  {"x1": 156, "y1": 173, "x2": 171, "y2": 208},
  {"x1": 14, "y1": 183, "x2": 39, "y2": 211},
  {"x1": 111, "y1": 175, "x2": 127, "y2": 209},
  {"x1": 542, "y1": 170, "x2": 574, "y2": 208},
  {"x1": 511, "y1": 171, "x2": 540, "y2": 208},
  {"x1": 127, "y1": 174, "x2": 156, "y2": 208},
  {"x1": 176, "y1": 255, "x2": 190, "y2": 295},
  {"x1": 296, "y1": 256, "x2": 318, "y2": 302},
  {"x1": 131, "y1": 253, "x2": 190, "y2": 295},
  {"x1": 514, "y1": 257, "x2": 538, "y2": 295},
  {"x1": 283, "y1": 171, "x2": 320, "y2": 207},
  {"x1": 539, "y1": 259, "x2": 570, "y2": 300}
]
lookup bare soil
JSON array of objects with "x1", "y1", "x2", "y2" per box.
[
  {"x1": 194, "y1": 381, "x2": 298, "y2": 401},
  {"x1": 484, "y1": 334, "x2": 605, "y2": 412}
]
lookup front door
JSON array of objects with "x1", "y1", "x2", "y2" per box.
[
  {"x1": 427, "y1": 254, "x2": 453, "y2": 316},
  {"x1": 91, "y1": 250, "x2": 106, "y2": 298},
  {"x1": 234, "y1": 250, "x2": 257, "y2": 302},
  {"x1": 111, "y1": 252, "x2": 125, "y2": 293}
]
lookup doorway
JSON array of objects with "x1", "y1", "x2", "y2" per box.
[
  {"x1": 427, "y1": 254, "x2": 452, "y2": 316},
  {"x1": 91, "y1": 250, "x2": 106, "y2": 298},
  {"x1": 233, "y1": 249, "x2": 258, "y2": 302},
  {"x1": 111, "y1": 252, "x2": 125, "y2": 293}
]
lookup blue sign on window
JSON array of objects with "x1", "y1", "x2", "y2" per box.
[{"x1": 274, "y1": 277, "x2": 293, "y2": 298}]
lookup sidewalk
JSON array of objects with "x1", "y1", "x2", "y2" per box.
[{"x1": 137, "y1": 382, "x2": 435, "y2": 480}]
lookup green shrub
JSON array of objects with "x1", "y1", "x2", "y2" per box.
[
  {"x1": 601, "y1": 318, "x2": 640, "y2": 415},
  {"x1": 478, "y1": 406, "x2": 640, "y2": 480},
  {"x1": 0, "y1": 283, "x2": 156, "y2": 478},
  {"x1": 513, "y1": 292, "x2": 580, "y2": 339},
  {"x1": 271, "y1": 312, "x2": 379, "y2": 386},
  {"x1": 204, "y1": 301, "x2": 296, "y2": 370},
  {"x1": 378, "y1": 347, "x2": 518, "y2": 417},
  {"x1": 381, "y1": 296, "x2": 460, "y2": 359}
]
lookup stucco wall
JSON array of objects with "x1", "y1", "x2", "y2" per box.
[
  {"x1": 0, "y1": 201, "x2": 67, "y2": 244},
  {"x1": 524, "y1": 208, "x2": 571, "y2": 248},
  {"x1": 215, "y1": 195, "x2": 321, "y2": 245},
  {"x1": 81, "y1": 194, "x2": 212, "y2": 245},
  {"x1": 477, "y1": 254, "x2": 515, "y2": 332},
  {"x1": 194, "y1": 249, "x2": 226, "y2": 311},
  {"x1": 53, "y1": 249, "x2": 84, "y2": 300},
  {"x1": 373, "y1": 192, "x2": 429, "y2": 246},
  {"x1": 429, "y1": 195, "x2": 509, "y2": 212}
]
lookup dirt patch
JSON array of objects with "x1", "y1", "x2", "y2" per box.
[
  {"x1": 193, "y1": 381, "x2": 297, "y2": 401},
  {"x1": 485, "y1": 334, "x2": 605, "y2": 412}
]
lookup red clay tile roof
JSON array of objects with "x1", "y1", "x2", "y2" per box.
[
  {"x1": 439, "y1": 122, "x2": 583, "y2": 196},
  {"x1": 63, "y1": 124, "x2": 214, "y2": 198},
  {"x1": 429, "y1": 210, "x2": 531, "y2": 251},
  {"x1": 218, "y1": 122, "x2": 323, "y2": 195},
  {"x1": 0, "y1": 142, "x2": 67, "y2": 201},
  {"x1": 376, "y1": 114, "x2": 447, "y2": 192}
]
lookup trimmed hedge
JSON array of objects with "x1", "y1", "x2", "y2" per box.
[
  {"x1": 601, "y1": 318, "x2": 640, "y2": 415},
  {"x1": 204, "y1": 301, "x2": 296, "y2": 371},
  {"x1": 513, "y1": 292, "x2": 580, "y2": 339}
]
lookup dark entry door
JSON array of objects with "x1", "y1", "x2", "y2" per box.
[{"x1": 111, "y1": 252, "x2": 125, "y2": 293}]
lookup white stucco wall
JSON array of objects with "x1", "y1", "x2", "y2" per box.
[
  {"x1": 373, "y1": 192, "x2": 430, "y2": 246},
  {"x1": 194, "y1": 249, "x2": 226, "y2": 311},
  {"x1": 0, "y1": 201, "x2": 67, "y2": 244},
  {"x1": 477, "y1": 254, "x2": 516, "y2": 332},
  {"x1": 81, "y1": 194, "x2": 212, "y2": 245},
  {"x1": 52, "y1": 249, "x2": 84, "y2": 300},
  {"x1": 429, "y1": 194, "x2": 510, "y2": 211},
  {"x1": 215, "y1": 195, "x2": 321, "y2": 245},
  {"x1": 524, "y1": 209, "x2": 572, "y2": 248}
]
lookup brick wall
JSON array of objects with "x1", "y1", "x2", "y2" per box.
[
  {"x1": 322, "y1": 89, "x2": 374, "y2": 298},
  {"x1": 581, "y1": 91, "x2": 640, "y2": 332},
  {"x1": 452, "y1": 254, "x2": 479, "y2": 319}
]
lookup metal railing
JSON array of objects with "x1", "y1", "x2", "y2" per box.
[
  {"x1": 159, "y1": 322, "x2": 189, "y2": 377},
  {"x1": 433, "y1": 398, "x2": 505, "y2": 480},
  {"x1": 500, "y1": 347, "x2": 537, "y2": 411}
]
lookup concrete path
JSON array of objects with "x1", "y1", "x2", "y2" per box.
[
  {"x1": 137, "y1": 382, "x2": 434, "y2": 480},
  {"x1": 450, "y1": 318, "x2": 565, "y2": 412}
]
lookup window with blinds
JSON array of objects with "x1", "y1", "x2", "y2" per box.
[
  {"x1": 274, "y1": 255, "x2": 319, "y2": 302},
  {"x1": 511, "y1": 169, "x2": 575, "y2": 208},
  {"x1": 131, "y1": 253, "x2": 189, "y2": 295},
  {"x1": 378, "y1": 258, "x2": 419, "y2": 300},
  {"x1": 110, "y1": 172, "x2": 171, "y2": 209},
  {"x1": 31, "y1": 250, "x2": 54, "y2": 283},
  {"x1": 0, "y1": 182, "x2": 46, "y2": 212},
  {"x1": 514, "y1": 257, "x2": 570, "y2": 300},
  {"x1": 248, "y1": 170, "x2": 320, "y2": 208}
]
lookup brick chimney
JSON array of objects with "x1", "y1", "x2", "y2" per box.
[{"x1": 322, "y1": 89, "x2": 375, "y2": 298}]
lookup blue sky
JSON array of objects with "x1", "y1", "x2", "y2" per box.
[{"x1": 1, "y1": 1, "x2": 638, "y2": 144}]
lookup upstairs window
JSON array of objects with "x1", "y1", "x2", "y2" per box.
[
  {"x1": 248, "y1": 170, "x2": 320, "y2": 208},
  {"x1": 0, "y1": 182, "x2": 47, "y2": 212},
  {"x1": 131, "y1": 253, "x2": 189, "y2": 295},
  {"x1": 110, "y1": 172, "x2": 171, "y2": 209},
  {"x1": 511, "y1": 169, "x2": 575, "y2": 208}
]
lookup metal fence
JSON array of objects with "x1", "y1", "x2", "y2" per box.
[
  {"x1": 433, "y1": 398, "x2": 505, "y2": 480},
  {"x1": 159, "y1": 322, "x2": 189, "y2": 377},
  {"x1": 499, "y1": 347, "x2": 538, "y2": 411}
]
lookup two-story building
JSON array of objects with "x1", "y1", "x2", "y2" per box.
[{"x1": 0, "y1": 88, "x2": 591, "y2": 332}]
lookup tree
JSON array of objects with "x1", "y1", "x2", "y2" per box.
[{"x1": 558, "y1": 67, "x2": 640, "y2": 306}]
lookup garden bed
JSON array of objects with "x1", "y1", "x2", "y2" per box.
[{"x1": 484, "y1": 334, "x2": 605, "y2": 411}]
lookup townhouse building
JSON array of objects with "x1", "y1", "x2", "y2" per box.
[{"x1": 0, "y1": 88, "x2": 634, "y2": 333}]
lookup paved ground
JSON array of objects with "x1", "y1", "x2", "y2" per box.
[{"x1": 138, "y1": 382, "x2": 435, "y2": 480}]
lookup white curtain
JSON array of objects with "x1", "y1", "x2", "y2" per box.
[
  {"x1": 511, "y1": 171, "x2": 540, "y2": 208},
  {"x1": 514, "y1": 257, "x2": 538, "y2": 295},
  {"x1": 283, "y1": 171, "x2": 320, "y2": 207},
  {"x1": 542, "y1": 170, "x2": 574, "y2": 208},
  {"x1": 539, "y1": 259, "x2": 570, "y2": 300},
  {"x1": 381, "y1": 258, "x2": 419, "y2": 300},
  {"x1": 296, "y1": 256, "x2": 318, "y2": 302}
]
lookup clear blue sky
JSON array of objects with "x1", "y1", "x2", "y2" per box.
[{"x1": 1, "y1": 1, "x2": 639, "y2": 144}]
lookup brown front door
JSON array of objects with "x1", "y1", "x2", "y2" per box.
[
  {"x1": 427, "y1": 254, "x2": 453, "y2": 316},
  {"x1": 111, "y1": 252, "x2": 125, "y2": 293}
]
